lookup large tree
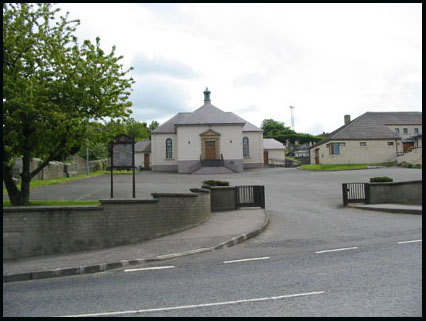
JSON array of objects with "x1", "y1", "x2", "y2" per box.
[{"x1": 3, "y1": 3, "x2": 135, "y2": 205}]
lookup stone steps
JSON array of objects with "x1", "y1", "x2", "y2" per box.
[{"x1": 192, "y1": 166, "x2": 234, "y2": 175}]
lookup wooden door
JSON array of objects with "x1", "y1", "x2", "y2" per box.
[
  {"x1": 264, "y1": 151, "x2": 268, "y2": 164},
  {"x1": 314, "y1": 148, "x2": 320, "y2": 164},
  {"x1": 205, "y1": 141, "x2": 216, "y2": 160},
  {"x1": 403, "y1": 142, "x2": 414, "y2": 153},
  {"x1": 144, "y1": 153, "x2": 150, "y2": 168}
]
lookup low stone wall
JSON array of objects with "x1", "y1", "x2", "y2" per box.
[
  {"x1": 397, "y1": 148, "x2": 422, "y2": 165},
  {"x1": 202, "y1": 185, "x2": 236, "y2": 212},
  {"x1": 3, "y1": 188, "x2": 210, "y2": 260},
  {"x1": 10, "y1": 156, "x2": 110, "y2": 181},
  {"x1": 367, "y1": 180, "x2": 422, "y2": 205}
]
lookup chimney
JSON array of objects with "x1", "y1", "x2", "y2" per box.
[
  {"x1": 203, "y1": 87, "x2": 211, "y2": 103},
  {"x1": 344, "y1": 115, "x2": 351, "y2": 125}
]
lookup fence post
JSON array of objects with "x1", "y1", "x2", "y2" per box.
[
  {"x1": 364, "y1": 183, "x2": 370, "y2": 204},
  {"x1": 342, "y1": 183, "x2": 348, "y2": 206}
]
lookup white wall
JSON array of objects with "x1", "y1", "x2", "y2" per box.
[
  {"x1": 151, "y1": 133, "x2": 178, "y2": 167},
  {"x1": 176, "y1": 125, "x2": 244, "y2": 161},
  {"x1": 310, "y1": 139, "x2": 402, "y2": 164},
  {"x1": 243, "y1": 132, "x2": 264, "y2": 165}
]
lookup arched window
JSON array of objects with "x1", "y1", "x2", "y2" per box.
[
  {"x1": 166, "y1": 138, "x2": 173, "y2": 159},
  {"x1": 243, "y1": 137, "x2": 250, "y2": 157}
]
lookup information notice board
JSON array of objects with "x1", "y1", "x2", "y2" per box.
[{"x1": 110, "y1": 134, "x2": 135, "y2": 198}]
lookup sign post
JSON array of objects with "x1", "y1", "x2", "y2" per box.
[{"x1": 110, "y1": 134, "x2": 136, "y2": 198}]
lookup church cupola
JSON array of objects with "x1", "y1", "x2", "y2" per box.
[{"x1": 203, "y1": 87, "x2": 211, "y2": 103}]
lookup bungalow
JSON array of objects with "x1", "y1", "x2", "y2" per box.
[
  {"x1": 151, "y1": 88, "x2": 264, "y2": 174},
  {"x1": 310, "y1": 112, "x2": 422, "y2": 165}
]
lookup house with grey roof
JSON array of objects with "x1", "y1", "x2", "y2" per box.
[
  {"x1": 151, "y1": 88, "x2": 264, "y2": 174},
  {"x1": 309, "y1": 112, "x2": 422, "y2": 165}
]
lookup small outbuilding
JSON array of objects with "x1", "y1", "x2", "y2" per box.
[
  {"x1": 263, "y1": 138, "x2": 286, "y2": 166},
  {"x1": 135, "y1": 140, "x2": 151, "y2": 170}
]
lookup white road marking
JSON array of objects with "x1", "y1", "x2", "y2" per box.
[
  {"x1": 223, "y1": 256, "x2": 270, "y2": 264},
  {"x1": 124, "y1": 266, "x2": 175, "y2": 273},
  {"x1": 56, "y1": 291, "x2": 325, "y2": 317},
  {"x1": 397, "y1": 239, "x2": 422, "y2": 244},
  {"x1": 315, "y1": 247, "x2": 358, "y2": 254}
]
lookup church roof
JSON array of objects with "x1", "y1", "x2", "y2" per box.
[{"x1": 153, "y1": 89, "x2": 262, "y2": 133}]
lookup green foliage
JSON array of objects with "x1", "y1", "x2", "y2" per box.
[
  {"x1": 300, "y1": 164, "x2": 368, "y2": 171},
  {"x1": 261, "y1": 119, "x2": 295, "y2": 136},
  {"x1": 124, "y1": 117, "x2": 150, "y2": 141},
  {"x1": 269, "y1": 134, "x2": 323, "y2": 145},
  {"x1": 370, "y1": 177, "x2": 393, "y2": 182},
  {"x1": 202, "y1": 180, "x2": 230, "y2": 186},
  {"x1": 3, "y1": 3, "x2": 135, "y2": 205},
  {"x1": 261, "y1": 119, "x2": 322, "y2": 145}
]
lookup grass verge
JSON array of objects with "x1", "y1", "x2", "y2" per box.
[
  {"x1": 3, "y1": 169, "x2": 134, "y2": 196},
  {"x1": 299, "y1": 163, "x2": 394, "y2": 171}
]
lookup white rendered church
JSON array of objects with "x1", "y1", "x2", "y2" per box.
[{"x1": 151, "y1": 88, "x2": 264, "y2": 174}]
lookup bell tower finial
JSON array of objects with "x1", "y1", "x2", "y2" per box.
[{"x1": 203, "y1": 87, "x2": 211, "y2": 103}]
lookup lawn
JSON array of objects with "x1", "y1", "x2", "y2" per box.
[
  {"x1": 299, "y1": 163, "x2": 394, "y2": 171},
  {"x1": 3, "y1": 169, "x2": 134, "y2": 196}
]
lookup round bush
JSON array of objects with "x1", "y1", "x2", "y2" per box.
[{"x1": 370, "y1": 176, "x2": 393, "y2": 183}]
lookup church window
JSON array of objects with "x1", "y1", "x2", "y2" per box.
[
  {"x1": 243, "y1": 137, "x2": 250, "y2": 157},
  {"x1": 166, "y1": 138, "x2": 173, "y2": 159}
]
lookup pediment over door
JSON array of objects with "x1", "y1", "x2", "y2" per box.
[{"x1": 200, "y1": 129, "x2": 221, "y2": 137}]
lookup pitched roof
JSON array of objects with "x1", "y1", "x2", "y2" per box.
[
  {"x1": 153, "y1": 99, "x2": 262, "y2": 134},
  {"x1": 135, "y1": 140, "x2": 151, "y2": 152},
  {"x1": 263, "y1": 138, "x2": 286, "y2": 150},
  {"x1": 311, "y1": 111, "x2": 422, "y2": 148}
]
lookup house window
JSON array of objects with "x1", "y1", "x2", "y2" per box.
[
  {"x1": 243, "y1": 137, "x2": 250, "y2": 157},
  {"x1": 165, "y1": 138, "x2": 173, "y2": 159},
  {"x1": 414, "y1": 128, "x2": 419, "y2": 134},
  {"x1": 329, "y1": 143, "x2": 342, "y2": 155},
  {"x1": 387, "y1": 142, "x2": 394, "y2": 146},
  {"x1": 395, "y1": 128, "x2": 399, "y2": 134},
  {"x1": 360, "y1": 142, "x2": 367, "y2": 146},
  {"x1": 403, "y1": 128, "x2": 408, "y2": 134}
]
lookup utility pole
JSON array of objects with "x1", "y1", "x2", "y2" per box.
[{"x1": 289, "y1": 106, "x2": 295, "y2": 131}]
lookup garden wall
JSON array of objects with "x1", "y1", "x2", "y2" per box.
[
  {"x1": 3, "y1": 188, "x2": 210, "y2": 260},
  {"x1": 202, "y1": 185, "x2": 237, "y2": 212},
  {"x1": 367, "y1": 180, "x2": 422, "y2": 205}
]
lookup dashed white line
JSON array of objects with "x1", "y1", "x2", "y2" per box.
[
  {"x1": 223, "y1": 256, "x2": 270, "y2": 264},
  {"x1": 56, "y1": 291, "x2": 325, "y2": 317},
  {"x1": 315, "y1": 247, "x2": 358, "y2": 254},
  {"x1": 397, "y1": 239, "x2": 422, "y2": 244},
  {"x1": 124, "y1": 266, "x2": 175, "y2": 273}
]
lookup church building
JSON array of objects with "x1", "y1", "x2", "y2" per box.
[{"x1": 151, "y1": 88, "x2": 264, "y2": 174}]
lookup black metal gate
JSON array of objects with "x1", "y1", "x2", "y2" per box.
[
  {"x1": 236, "y1": 185, "x2": 265, "y2": 209},
  {"x1": 342, "y1": 183, "x2": 369, "y2": 206}
]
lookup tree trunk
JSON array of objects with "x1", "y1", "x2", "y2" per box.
[{"x1": 3, "y1": 164, "x2": 21, "y2": 206}]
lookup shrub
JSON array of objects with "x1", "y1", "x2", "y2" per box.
[
  {"x1": 202, "y1": 180, "x2": 230, "y2": 186},
  {"x1": 370, "y1": 176, "x2": 393, "y2": 183}
]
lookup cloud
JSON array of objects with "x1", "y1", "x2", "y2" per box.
[
  {"x1": 130, "y1": 53, "x2": 199, "y2": 79},
  {"x1": 129, "y1": 78, "x2": 191, "y2": 122}
]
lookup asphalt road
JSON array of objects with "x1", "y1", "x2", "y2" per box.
[{"x1": 3, "y1": 167, "x2": 422, "y2": 316}]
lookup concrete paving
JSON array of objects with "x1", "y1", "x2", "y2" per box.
[
  {"x1": 350, "y1": 203, "x2": 422, "y2": 214},
  {"x1": 3, "y1": 208, "x2": 269, "y2": 283}
]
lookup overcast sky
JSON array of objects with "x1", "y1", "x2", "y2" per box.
[{"x1": 58, "y1": 3, "x2": 422, "y2": 135}]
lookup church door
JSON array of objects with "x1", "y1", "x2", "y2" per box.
[{"x1": 205, "y1": 141, "x2": 216, "y2": 160}]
